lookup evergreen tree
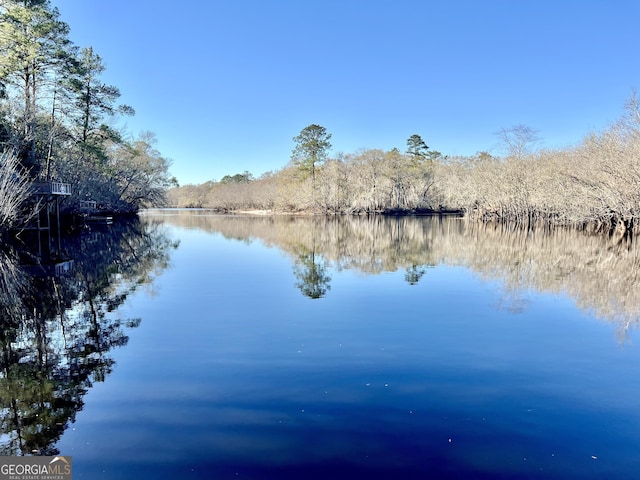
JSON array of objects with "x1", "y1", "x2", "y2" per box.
[
  {"x1": 291, "y1": 124, "x2": 332, "y2": 184},
  {"x1": 406, "y1": 134, "x2": 429, "y2": 161},
  {"x1": 0, "y1": 0, "x2": 72, "y2": 176},
  {"x1": 68, "y1": 46, "x2": 134, "y2": 165}
]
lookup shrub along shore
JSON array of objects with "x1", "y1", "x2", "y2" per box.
[{"x1": 168, "y1": 95, "x2": 640, "y2": 241}]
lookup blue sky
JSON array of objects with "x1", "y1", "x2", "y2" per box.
[{"x1": 52, "y1": 0, "x2": 640, "y2": 185}]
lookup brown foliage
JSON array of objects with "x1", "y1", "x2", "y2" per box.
[
  {"x1": 436, "y1": 95, "x2": 640, "y2": 236},
  {"x1": 167, "y1": 95, "x2": 640, "y2": 235}
]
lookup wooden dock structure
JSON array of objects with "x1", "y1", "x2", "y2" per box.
[
  {"x1": 31, "y1": 182, "x2": 72, "y2": 196},
  {"x1": 29, "y1": 181, "x2": 72, "y2": 257}
]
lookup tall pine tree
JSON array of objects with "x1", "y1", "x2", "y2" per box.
[{"x1": 0, "y1": 0, "x2": 72, "y2": 176}]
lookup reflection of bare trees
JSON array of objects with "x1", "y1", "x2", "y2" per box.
[
  {"x1": 0, "y1": 249, "x2": 27, "y2": 320},
  {"x1": 442, "y1": 222, "x2": 640, "y2": 339},
  {"x1": 155, "y1": 212, "x2": 441, "y2": 277},
  {"x1": 154, "y1": 211, "x2": 640, "y2": 334}
]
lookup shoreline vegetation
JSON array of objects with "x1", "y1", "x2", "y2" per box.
[
  {"x1": 0, "y1": 0, "x2": 175, "y2": 236},
  {"x1": 1, "y1": 2, "x2": 638, "y2": 245},
  {"x1": 168, "y1": 95, "x2": 640, "y2": 242}
]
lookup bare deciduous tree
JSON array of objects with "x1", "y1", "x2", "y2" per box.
[
  {"x1": 0, "y1": 151, "x2": 33, "y2": 228},
  {"x1": 495, "y1": 124, "x2": 541, "y2": 158}
]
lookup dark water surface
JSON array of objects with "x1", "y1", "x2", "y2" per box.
[{"x1": 3, "y1": 211, "x2": 640, "y2": 479}]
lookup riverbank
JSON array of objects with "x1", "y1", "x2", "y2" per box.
[{"x1": 157, "y1": 206, "x2": 465, "y2": 217}]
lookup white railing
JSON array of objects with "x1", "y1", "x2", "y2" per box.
[
  {"x1": 50, "y1": 182, "x2": 71, "y2": 195},
  {"x1": 32, "y1": 182, "x2": 72, "y2": 195}
]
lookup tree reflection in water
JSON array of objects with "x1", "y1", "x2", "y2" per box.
[
  {"x1": 293, "y1": 249, "x2": 331, "y2": 299},
  {"x1": 154, "y1": 211, "x2": 640, "y2": 338},
  {"x1": 404, "y1": 263, "x2": 433, "y2": 285},
  {"x1": 0, "y1": 218, "x2": 177, "y2": 455}
]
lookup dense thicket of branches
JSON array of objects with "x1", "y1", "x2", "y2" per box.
[
  {"x1": 436, "y1": 96, "x2": 640, "y2": 238},
  {"x1": 168, "y1": 148, "x2": 438, "y2": 214},
  {"x1": 0, "y1": 151, "x2": 32, "y2": 227},
  {"x1": 0, "y1": 0, "x2": 174, "y2": 225},
  {"x1": 169, "y1": 96, "x2": 640, "y2": 236}
]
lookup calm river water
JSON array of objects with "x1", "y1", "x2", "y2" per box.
[{"x1": 2, "y1": 210, "x2": 640, "y2": 479}]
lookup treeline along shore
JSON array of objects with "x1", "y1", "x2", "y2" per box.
[
  {"x1": 169, "y1": 97, "x2": 640, "y2": 241},
  {"x1": 1, "y1": 1, "x2": 638, "y2": 243},
  {"x1": 0, "y1": 0, "x2": 175, "y2": 234}
]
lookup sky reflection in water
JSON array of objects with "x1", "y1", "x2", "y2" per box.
[{"x1": 56, "y1": 213, "x2": 640, "y2": 479}]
